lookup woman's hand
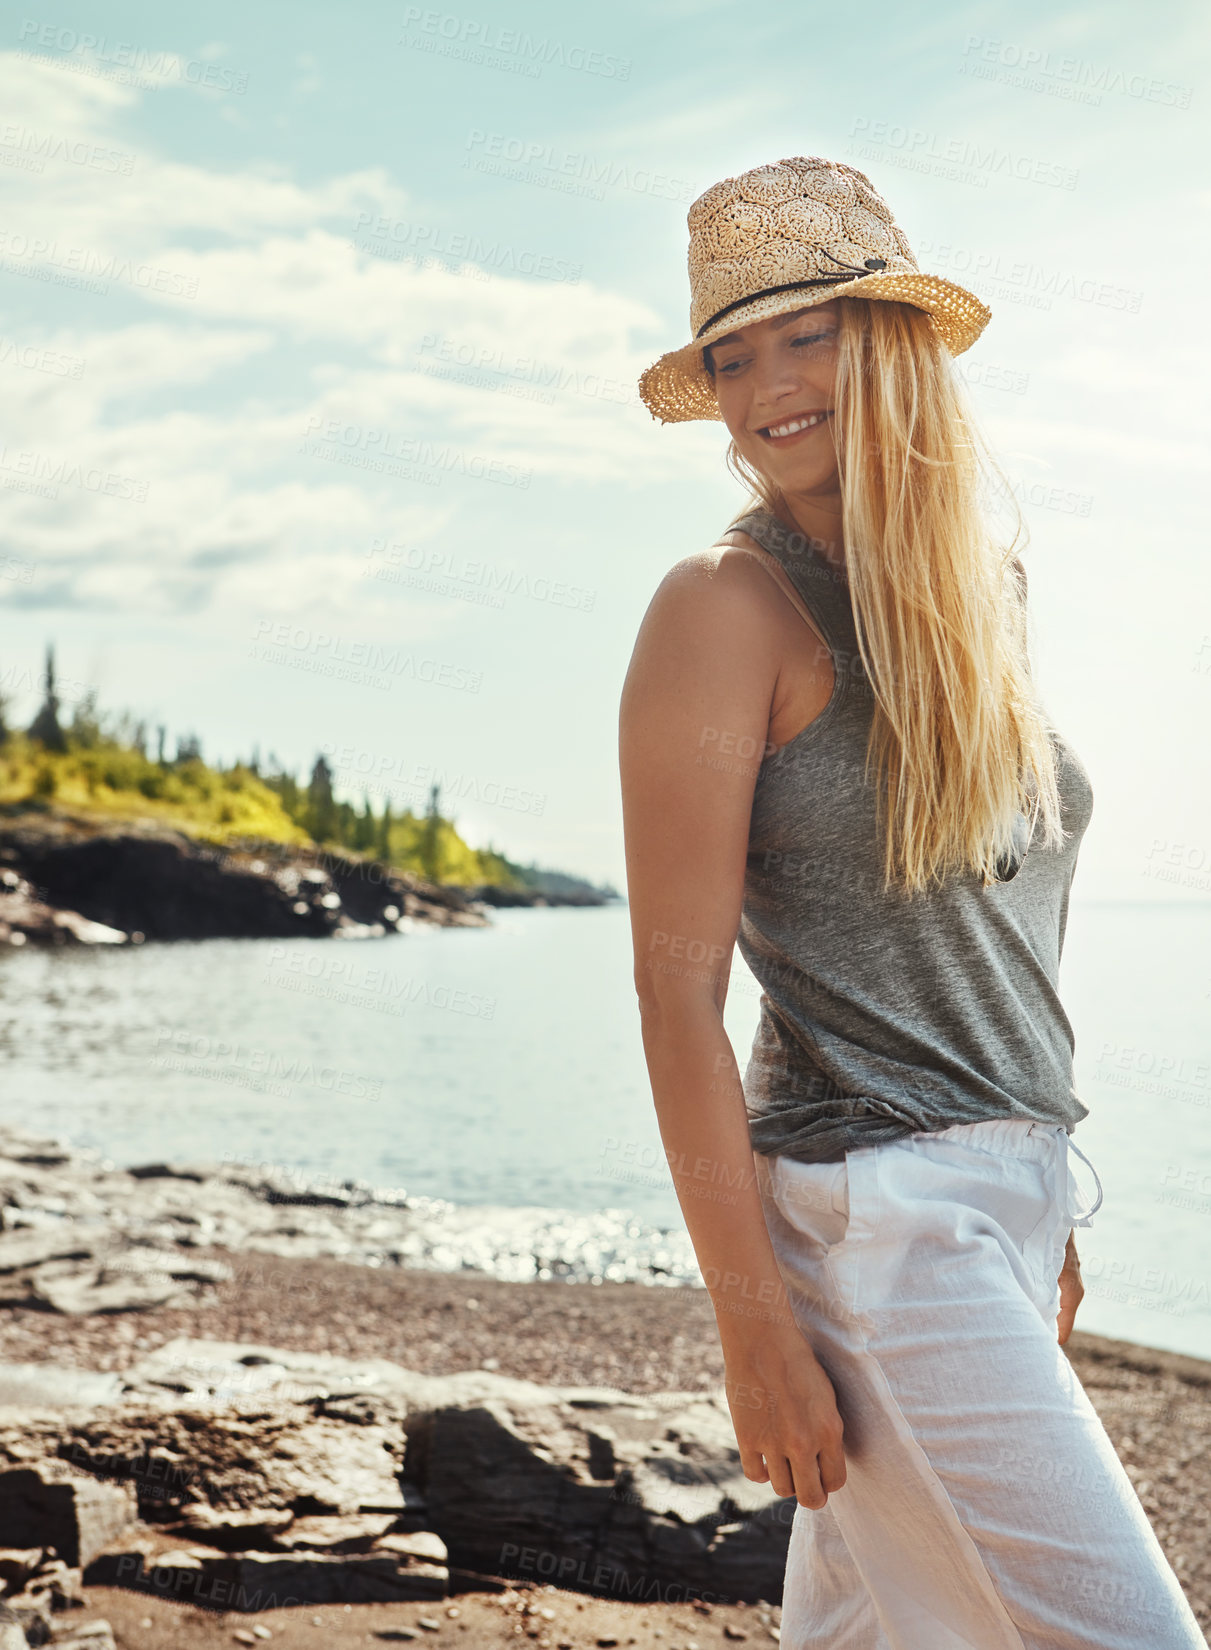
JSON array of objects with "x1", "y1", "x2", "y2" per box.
[
  {"x1": 1056, "y1": 1229, "x2": 1084, "y2": 1345},
  {"x1": 722, "y1": 1327, "x2": 847, "y2": 1509}
]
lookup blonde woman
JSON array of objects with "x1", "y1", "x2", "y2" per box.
[{"x1": 618, "y1": 157, "x2": 1203, "y2": 1649}]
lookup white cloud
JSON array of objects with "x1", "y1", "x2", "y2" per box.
[{"x1": 0, "y1": 49, "x2": 716, "y2": 615}]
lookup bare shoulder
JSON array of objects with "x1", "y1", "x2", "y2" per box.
[
  {"x1": 621, "y1": 541, "x2": 783, "y2": 721},
  {"x1": 639, "y1": 539, "x2": 787, "y2": 634}
]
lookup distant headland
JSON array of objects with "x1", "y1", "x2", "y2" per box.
[{"x1": 0, "y1": 645, "x2": 619, "y2": 947}]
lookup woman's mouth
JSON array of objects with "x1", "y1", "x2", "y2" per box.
[{"x1": 758, "y1": 410, "x2": 834, "y2": 446}]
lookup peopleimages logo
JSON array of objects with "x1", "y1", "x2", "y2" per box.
[
  {"x1": 848, "y1": 117, "x2": 1078, "y2": 190},
  {"x1": 16, "y1": 20, "x2": 249, "y2": 92},
  {"x1": 400, "y1": 9, "x2": 631, "y2": 80},
  {"x1": 463, "y1": 130, "x2": 692, "y2": 203},
  {"x1": 300, "y1": 416, "x2": 532, "y2": 489},
  {"x1": 960, "y1": 35, "x2": 1192, "y2": 109},
  {"x1": 352, "y1": 212, "x2": 582, "y2": 284}
]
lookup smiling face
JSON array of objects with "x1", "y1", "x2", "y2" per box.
[{"x1": 704, "y1": 300, "x2": 843, "y2": 531}]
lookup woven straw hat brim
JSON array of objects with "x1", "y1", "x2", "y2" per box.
[{"x1": 638, "y1": 270, "x2": 991, "y2": 425}]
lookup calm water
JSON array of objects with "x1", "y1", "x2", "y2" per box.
[{"x1": 1, "y1": 900, "x2": 1208, "y2": 1360}]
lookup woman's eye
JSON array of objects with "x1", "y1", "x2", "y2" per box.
[
  {"x1": 792, "y1": 332, "x2": 836, "y2": 348},
  {"x1": 716, "y1": 358, "x2": 747, "y2": 375}
]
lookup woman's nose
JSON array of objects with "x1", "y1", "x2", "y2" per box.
[{"x1": 753, "y1": 355, "x2": 809, "y2": 401}]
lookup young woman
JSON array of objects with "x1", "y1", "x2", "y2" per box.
[{"x1": 619, "y1": 156, "x2": 1204, "y2": 1649}]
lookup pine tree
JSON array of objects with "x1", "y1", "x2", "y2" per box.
[
  {"x1": 353, "y1": 790, "x2": 377, "y2": 853},
  {"x1": 27, "y1": 643, "x2": 67, "y2": 752},
  {"x1": 307, "y1": 754, "x2": 336, "y2": 845},
  {"x1": 69, "y1": 686, "x2": 103, "y2": 749},
  {"x1": 418, "y1": 781, "x2": 443, "y2": 884},
  {"x1": 377, "y1": 799, "x2": 393, "y2": 864}
]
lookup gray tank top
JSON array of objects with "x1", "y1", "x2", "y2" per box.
[{"x1": 727, "y1": 507, "x2": 1096, "y2": 1163}]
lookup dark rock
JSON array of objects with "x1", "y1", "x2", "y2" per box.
[
  {"x1": 0, "y1": 1467, "x2": 136, "y2": 1568},
  {"x1": 464, "y1": 883, "x2": 613, "y2": 909},
  {"x1": 0, "y1": 1552, "x2": 42, "y2": 1595},
  {"x1": 0, "y1": 817, "x2": 491, "y2": 944},
  {"x1": 419, "y1": 1392, "x2": 792, "y2": 1602},
  {"x1": 86, "y1": 1549, "x2": 447, "y2": 1608},
  {"x1": 0, "y1": 874, "x2": 127, "y2": 949},
  {"x1": 126, "y1": 1165, "x2": 205, "y2": 1182}
]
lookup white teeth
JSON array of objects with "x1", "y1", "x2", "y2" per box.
[{"x1": 765, "y1": 412, "x2": 828, "y2": 438}]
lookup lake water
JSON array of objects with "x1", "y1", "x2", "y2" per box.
[{"x1": 1, "y1": 899, "x2": 1208, "y2": 1361}]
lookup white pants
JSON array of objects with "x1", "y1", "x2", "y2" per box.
[{"x1": 753, "y1": 1117, "x2": 1206, "y2": 1650}]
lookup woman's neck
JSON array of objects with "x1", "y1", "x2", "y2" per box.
[{"x1": 769, "y1": 494, "x2": 847, "y2": 577}]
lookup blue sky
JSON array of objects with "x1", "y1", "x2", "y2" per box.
[{"x1": 1, "y1": 0, "x2": 1207, "y2": 899}]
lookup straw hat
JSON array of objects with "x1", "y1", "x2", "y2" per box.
[{"x1": 638, "y1": 155, "x2": 991, "y2": 424}]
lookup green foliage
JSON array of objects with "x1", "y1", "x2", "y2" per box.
[
  {"x1": 0, "y1": 672, "x2": 541, "y2": 889},
  {"x1": 0, "y1": 730, "x2": 309, "y2": 846}
]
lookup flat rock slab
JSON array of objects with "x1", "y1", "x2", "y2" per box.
[
  {"x1": 118, "y1": 1336, "x2": 656, "y2": 1415},
  {"x1": 0, "y1": 1367, "x2": 124, "y2": 1411},
  {"x1": 86, "y1": 1550, "x2": 448, "y2": 1610}
]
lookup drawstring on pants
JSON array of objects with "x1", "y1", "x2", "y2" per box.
[{"x1": 1056, "y1": 1127, "x2": 1103, "y2": 1228}]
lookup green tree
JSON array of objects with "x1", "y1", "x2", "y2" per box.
[
  {"x1": 352, "y1": 790, "x2": 377, "y2": 853},
  {"x1": 69, "y1": 686, "x2": 104, "y2": 749},
  {"x1": 377, "y1": 798, "x2": 393, "y2": 864},
  {"x1": 307, "y1": 754, "x2": 337, "y2": 845},
  {"x1": 27, "y1": 643, "x2": 67, "y2": 752},
  {"x1": 418, "y1": 781, "x2": 443, "y2": 883}
]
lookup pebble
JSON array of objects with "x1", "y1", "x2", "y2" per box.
[
  {"x1": 232, "y1": 1635, "x2": 256, "y2": 1647},
  {"x1": 253, "y1": 1630, "x2": 273, "y2": 1641},
  {"x1": 418, "y1": 1619, "x2": 442, "y2": 1632},
  {"x1": 723, "y1": 1630, "x2": 748, "y2": 1642}
]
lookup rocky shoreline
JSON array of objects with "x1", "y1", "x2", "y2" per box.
[
  {"x1": 0, "y1": 811, "x2": 613, "y2": 948},
  {"x1": 0, "y1": 1131, "x2": 791, "y2": 1648},
  {"x1": 0, "y1": 1128, "x2": 699, "y2": 1303},
  {"x1": 1, "y1": 1127, "x2": 1208, "y2": 1646}
]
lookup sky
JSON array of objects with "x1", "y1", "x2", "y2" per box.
[{"x1": 0, "y1": 0, "x2": 1207, "y2": 900}]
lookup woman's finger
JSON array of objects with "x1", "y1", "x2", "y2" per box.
[
  {"x1": 765, "y1": 1453, "x2": 797, "y2": 1501},
  {"x1": 787, "y1": 1450, "x2": 828, "y2": 1510}
]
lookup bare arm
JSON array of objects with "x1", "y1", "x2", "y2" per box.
[{"x1": 618, "y1": 549, "x2": 845, "y2": 1508}]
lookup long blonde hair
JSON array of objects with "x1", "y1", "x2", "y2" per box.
[{"x1": 720, "y1": 295, "x2": 1067, "y2": 898}]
